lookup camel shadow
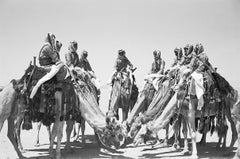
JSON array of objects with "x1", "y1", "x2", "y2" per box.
[
  {"x1": 25, "y1": 135, "x2": 131, "y2": 159},
  {"x1": 139, "y1": 139, "x2": 237, "y2": 159}
]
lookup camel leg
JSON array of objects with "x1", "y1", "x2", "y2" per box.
[
  {"x1": 122, "y1": 108, "x2": 127, "y2": 122},
  {"x1": 152, "y1": 127, "x2": 168, "y2": 148},
  {"x1": 216, "y1": 134, "x2": 222, "y2": 149},
  {"x1": 54, "y1": 91, "x2": 64, "y2": 159},
  {"x1": 225, "y1": 106, "x2": 238, "y2": 148},
  {"x1": 76, "y1": 122, "x2": 81, "y2": 141},
  {"x1": 164, "y1": 124, "x2": 169, "y2": 146},
  {"x1": 49, "y1": 91, "x2": 62, "y2": 158},
  {"x1": 81, "y1": 119, "x2": 86, "y2": 146},
  {"x1": 49, "y1": 119, "x2": 58, "y2": 157},
  {"x1": 233, "y1": 121, "x2": 240, "y2": 159},
  {"x1": 47, "y1": 125, "x2": 51, "y2": 143},
  {"x1": 56, "y1": 121, "x2": 64, "y2": 159},
  {"x1": 172, "y1": 117, "x2": 181, "y2": 150},
  {"x1": 0, "y1": 119, "x2": 5, "y2": 132},
  {"x1": 199, "y1": 132, "x2": 206, "y2": 145},
  {"x1": 71, "y1": 122, "x2": 77, "y2": 140},
  {"x1": 65, "y1": 120, "x2": 74, "y2": 151},
  {"x1": 222, "y1": 128, "x2": 227, "y2": 149},
  {"x1": 8, "y1": 118, "x2": 25, "y2": 159},
  {"x1": 15, "y1": 115, "x2": 25, "y2": 153},
  {"x1": 35, "y1": 122, "x2": 42, "y2": 147},
  {"x1": 181, "y1": 116, "x2": 190, "y2": 155},
  {"x1": 188, "y1": 98, "x2": 199, "y2": 159}
]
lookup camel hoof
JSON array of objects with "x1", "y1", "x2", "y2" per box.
[
  {"x1": 199, "y1": 141, "x2": 206, "y2": 146},
  {"x1": 49, "y1": 154, "x2": 55, "y2": 159},
  {"x1": 34, "y1": 143, "x2": 40, "y2": 147},
  {"x1": 172, "y1": 144, "x2": 180, "y2": 150},
  {"x1": 233, "y1": 155, "x2": 240, "y2": 159},
  {"x1": 64, "y1": 146, "x2": 74, "y2": 153},
  {"x1": 151, "y1": 140, "x2": 164, "y2": 148},
  {"x1": 82, "y1": 139, "x2": 86, "y2": 147},
  {"x1": 221, "y1": 145, "x2": 226, "y2": 150},
  {"x1": 162, "y1": 141, "x2": 168, "y2": 147},
  {"x1": 189, "y1": 154, "x2": 199, "y2": 159},
  {"x1": 230, "y1": 135, "x2": 238, "y2": 147},
  {"x1": 216, "y1": 145, "x2": 221, "y2": 150},
  {"x1": 19, "y1": 155, "x2": 27, "y2": 159},
  {"x1": 20, "y1": 149, "x2": 26, "y2": 153},
  {"x1": 180, "y1": 149, "x2": 190, "y2": 155},
  {"x1": 49, "y1": 149, "x2": 54, "y2": 158},
  {"x1": 56, "y1": 155, "x2": 63, "y2": 159}
]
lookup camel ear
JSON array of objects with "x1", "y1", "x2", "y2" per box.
[
  {"x1": 106, "y1": 117, "x2": 110, "y2": 125},
  {"x1": 112, "y1": 117, "x2": 116, "y2": 123},
  {"x1": 10, "y1": 79, "x2": 20, "y2": 92}
]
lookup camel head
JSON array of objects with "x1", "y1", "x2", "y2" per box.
[
  {"x1": 133, "y1": 121, "x2": 157, "y2": 147},
  {"x1": 97, "y1": 116, "x2": 126, "y2": 149}
]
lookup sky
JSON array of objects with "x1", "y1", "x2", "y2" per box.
[{"x1": 0, "y1": 0, "x2": 240, "y2": 108}]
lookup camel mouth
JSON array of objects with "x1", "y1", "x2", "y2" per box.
[{"x1": 96, "y1": 120, "x2": 127, "y2": 150}]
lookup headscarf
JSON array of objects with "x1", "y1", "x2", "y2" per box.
[
  {"x1": 81, "y1": 50, "x2": 88, "y2": 59},
  {"x1": 68, "y1": 41, "x2": 78, "y2": 52},
  {"x1": 45, "y1": 33, "x2": 56, "y2": 48}
]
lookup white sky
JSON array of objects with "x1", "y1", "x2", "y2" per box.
[{"x1": 0, "y1": 0, "x2": 240, "y2": 107}]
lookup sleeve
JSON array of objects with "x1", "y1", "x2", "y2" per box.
[
  {"x1": 150, "y1": 62, "x2": 155, "y2": 73},
  {"x1": 159, "y1": 60, "x2": 165, "y2": 74},
  {"x1": 46, "y1": 45, "x2": 59, "y2": 63},
  {"x1": 188, "y1": 54, "x2": 197, "y2": 69},
  {"x1": 126, "y1": 57, "x2": 133, "y2": 68},
  {"x1": 114, "y1": 58, "x2": 119, "y2": 70},
  {"x1": 86, "y1": 60, "x2": 93, "y2": 71},
  {"x1": 65, "y1": 53, "x2": 72, "y2": 66},
  {"x1": 171, "y1": 58, "x2": 177, "y2": 67}
]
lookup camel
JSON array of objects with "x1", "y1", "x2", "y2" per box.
[
  {"x1": 9, "y1": 60, "x2": 124, "y2": 159},
  {"x1": 232, "y1": 92, "x2": 240, "y2": 159},
  {"x1": 125, "y1": 82, "x2": 156, "y2": 127},
  {"x1": 133, "y1": 73, "x2": 238, "y2": 159},
  {"x1": 19, "y1": 62, "x2": 73, "y2": 159},
  {"x1": 0, "y1": 80, "x2": 26, "y2": 158},
  {"x1": 108, "y1": 69, "x2": 138, "y2": 121},
  {"x1": 128, "y1": 76, "x2": 176, "y2": 139}
]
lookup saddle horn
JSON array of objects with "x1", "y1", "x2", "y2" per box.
[{"x1": 33, "y1": 56, "x2": 36, "y2": 66}]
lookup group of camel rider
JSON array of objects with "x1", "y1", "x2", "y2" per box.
[
  {"x1": 30, "y1": 33, "x2": 138, "y2": 99},
  {"x1": 30, "y1": 33, "x2": 221, "y2": 111},
  {"x1": 30, "y1": 33, "x2": 99, "y2": 99},
  {"x1": 144, "y1": 43, "x2": 220, "y2": 111},
  {"x1": 169, "y1": 43, "x2": 218, "y2": 110}
]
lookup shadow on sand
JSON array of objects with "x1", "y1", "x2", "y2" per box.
[
  {"x1": 24, "y1": 135, "x2": 132, "y2": 159},
  {"x1": 139, "y1": 138, "x2": 236, "y2": 159}
]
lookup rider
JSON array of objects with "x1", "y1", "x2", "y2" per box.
[
  {"x1": 78, "y1": 50, "x2": 101, "y2": 97},
  {"x1": 171, "y1": 48, "x2": 184, "y2": 67},
  {"x1": 144, "y1": 50, "x2": 165, "y2": 90},
  {"x1": 151, "y1": 50, "x2": 165, "y2": 74},
  {"x1": 65, "y1": 41, "x2": 80, "y2": 68},
  {"x1": 79, "y1": 50, "x2": 93, "y2": 72},
  {"x1": 30, "y1": 33, "x2": 64, "y2": 99},
  {"x1": 65, "y1": 41, "x2": 87, "y2": 81},
  {"x1": 110, "y1": 49, "x2": 135, "y2": 94}
]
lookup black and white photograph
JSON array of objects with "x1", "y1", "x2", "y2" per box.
[{"x1": 0, "y1": 0, "x2": 240, "y2": 158}]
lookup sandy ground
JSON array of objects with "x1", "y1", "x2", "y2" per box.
[{"x1": 0, "y1": 117, "x2": 238, "y2": 159}]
